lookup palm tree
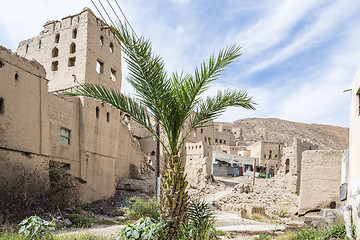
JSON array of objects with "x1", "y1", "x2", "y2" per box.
[{"x1": 67, "y1": 22, "x2": 255, "y2": 238}]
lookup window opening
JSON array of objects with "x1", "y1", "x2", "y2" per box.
[
  {"x1": 224, "y1": 140, "x2": 226, "y2": 144},
  {"x1": 52, "y1": 61, "x2": 58, "y2": 71},
  {"x1": 96, "y1": 107, "x2": 99, "y2": 119},
  {"x1": 151, "y1": 151, "x2": 156, "y2": 156},
  {"x1": 100, "y1": 36, "x2": 104, "y2": 47},
  {"x1": 68, "y1": 57, "x2": 76, "y2": 67},
  {"x1": 96, "y1": 60, "x2": 104, "y2": 74},
  {"x1": 110, "y1": 68, "x2": 116, "y2": 81},
  {"x1": 215, "y1": 139, "x2": 218, "y2": 143},
  {"x1": 52, "y1": 47, "x2": 59, "y2": 57},
  {"x1": 357, "y1": 88, "x2": 360, "y2": 115},
  {"x1": 0, "y1": 61, "x2": 3, "y2": 68},
  {"x1": 38, "y1": 40, "x2": 41, "y2": 49},
  {"x1": 0, "y1": 98, "x2": 4, "y2": 114},
  {"x1": 106, "y1": 112, "x2": 110, "y2": 122},
  {"x1": 60, "y1": 128, "x2": 71, "y2": 145},
  {"x1": 55, "y1": 34, "x2": 60, "y2": 43},
  {"x1": 285, "y1": 159, "x2": 290, "y2": 174},
  {"x1": 26, "y1": 44, "x2": 29, "y2": 53},
  {"x1": 70, "y1": 42, "x2": 76, "y2": 53},
  {"x1": 72, "y1": 28, "x2": 77, "y2": 39},
  {"x1": 15, "y1": 73, "x2": 19, "y2": 81},
  {"x1": 110, "y1": 42, "x2": 114, "y2": 53},
  {"x1": 219, "y1": 139, "x2": 222, "y2": 143}
]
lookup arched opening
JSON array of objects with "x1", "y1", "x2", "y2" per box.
[
  {"x1": 285, "y1": 158, "x2": 290, "y2": 174},
  {"x1": 72, "y1": 28, "x2": 77, "y2": 39},
  {"x1": 110, "y1": 42, "x2": 114, "y2": 53},
  {"x1": 55, "y1": 34, "x2": 60, "y2": 43},
  {"x1": 329, "y1": 201, "x2": 336, "y2": 209},
  {"x1": 15, "y1": 73, "x2": 19, "y2": 81},
  {"x1": 52, "y1": 47, "x2": 59, "y2": 57},
  {"x1": 151, "y1": 151, "x2": 156, "y2": 156},
  {"x1": 70, "y1": 42, "x2": 76, "y2": 53}
]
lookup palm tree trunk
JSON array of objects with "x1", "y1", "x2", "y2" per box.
[{"x1": 161, "y1": 154, "x2": 189, "y2": 238}]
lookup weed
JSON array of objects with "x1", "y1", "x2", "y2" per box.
[
  {"x1": 78, "y1": 203, "x2": 97, "y2": 214},
  {"x1": 255, "y1": 233, "x2": 272, "y2": 240},
  {"x1": 215, "y1": 230, "x2": 226, "y2": 236},
  {"x1": 68, "y1": 214, "x2": 91, "y2": 228},
  {"x1": 125, "y1": 197, "x2": 160, "y2": 221}
]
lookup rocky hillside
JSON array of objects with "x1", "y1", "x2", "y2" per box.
[{"x1": 216, "y1": 118, "x2": 349, "y2": 150}]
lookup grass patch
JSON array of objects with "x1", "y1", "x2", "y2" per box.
[
  {"x1": 0, "y1": 229, "x2": 108, "y2": 240},
  {"x1": 278, "y1": 221, "x2": 356, "y2": 240},
  {"x1": 68, "y1": 214, "x2": 92, "y2": 228},
  {"x1": 93, "y1": 219, "x2": 117, "y2": 226},
  {"x1": 124, "y1": 197, "x2": 160, "y2": 221}
]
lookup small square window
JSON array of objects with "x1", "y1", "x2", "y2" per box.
[
  {"x1": 68, "y1": 57, "x2": 76, "y2": 67},
  {"x1": 96, "y1": 60, "x2": 104, "y2": 74},
  {"x1": 60, "y1": 128, "x2": 71, "y2": 145},
  {"x1": 52, "y1": 61, "x2": 58, "y2": 71}
]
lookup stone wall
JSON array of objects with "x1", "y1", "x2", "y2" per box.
[{"x1": 299, "y1": 149, "x2": 342, "y2": 215}]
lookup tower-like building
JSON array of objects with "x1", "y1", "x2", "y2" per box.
[{"x1": 3, "y1": 8, "x2": 153, "y2": 202}]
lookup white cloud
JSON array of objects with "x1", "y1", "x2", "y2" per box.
[{"x1": 246, "y1": 1, "x2": 357, "y2": 75}]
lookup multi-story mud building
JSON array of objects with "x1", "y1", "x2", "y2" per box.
[{"x1": 0, "y1": 8, "x2": 156, "y2": 202}]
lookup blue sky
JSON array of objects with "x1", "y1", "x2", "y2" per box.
[{"x1": 1, "y1": 0, "x2": 359, "y2": 127}]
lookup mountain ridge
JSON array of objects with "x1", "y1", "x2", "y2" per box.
[{"x1": 215, "y1": 118, "x2": 349, "y2": 150}]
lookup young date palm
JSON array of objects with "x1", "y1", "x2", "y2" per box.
[{"x1": 67, "y1": 22, "x2": 255, "y2": 238}]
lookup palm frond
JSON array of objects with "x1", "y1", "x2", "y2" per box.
[
  {"x1": 179, "y1": 89, "x2": 256, "y2": 148},
  {"x1": 66, "y1": 83, "x2": 170, "y2": 154}
]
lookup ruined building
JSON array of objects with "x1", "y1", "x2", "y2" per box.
[{"x1": 0, "y1": 8, "x2": 156, "y2": 202}]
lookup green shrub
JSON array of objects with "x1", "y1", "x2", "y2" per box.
[
  {"x1": 115, "y1": 217, "x2": 165, "y2": 240},
  {"x1": 18, "y1": 216, "x2": 56, "y2": 239},
  {"x1": 125, "y1": 197, "x2": 160, "y2": 221},
  {"x1": 68, "y1": 214, "x2": 91, "y2": 228},
  {"x1": 182, "y1": 200, "x2": 217, "y2": 240},
  {"x1": 78, "y1": 203, "x2": 97, "y2": 213}
]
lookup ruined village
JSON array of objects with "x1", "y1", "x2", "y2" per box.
[{"x1": 1, "y1": 5, "x2": 360, "y2": 240}]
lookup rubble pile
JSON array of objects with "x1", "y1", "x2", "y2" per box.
[{"x1": 217, "y1": 178, "x2": 298, "y2": 219}]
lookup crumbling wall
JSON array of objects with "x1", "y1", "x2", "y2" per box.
[
  {"x1": 184, "y1": 142, "x2": 211, "y2": 189},
  {"x1": 299, "y1": 149, "x2": 342, "y2": 215}
]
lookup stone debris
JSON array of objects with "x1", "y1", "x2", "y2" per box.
[{"x1": 217, "y1": 178, "x2": 298, "y2": 221}]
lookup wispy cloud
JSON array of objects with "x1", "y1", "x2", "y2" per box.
[{"x1": 0, "y1": 0, "x2": 359, "y2": 127}]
